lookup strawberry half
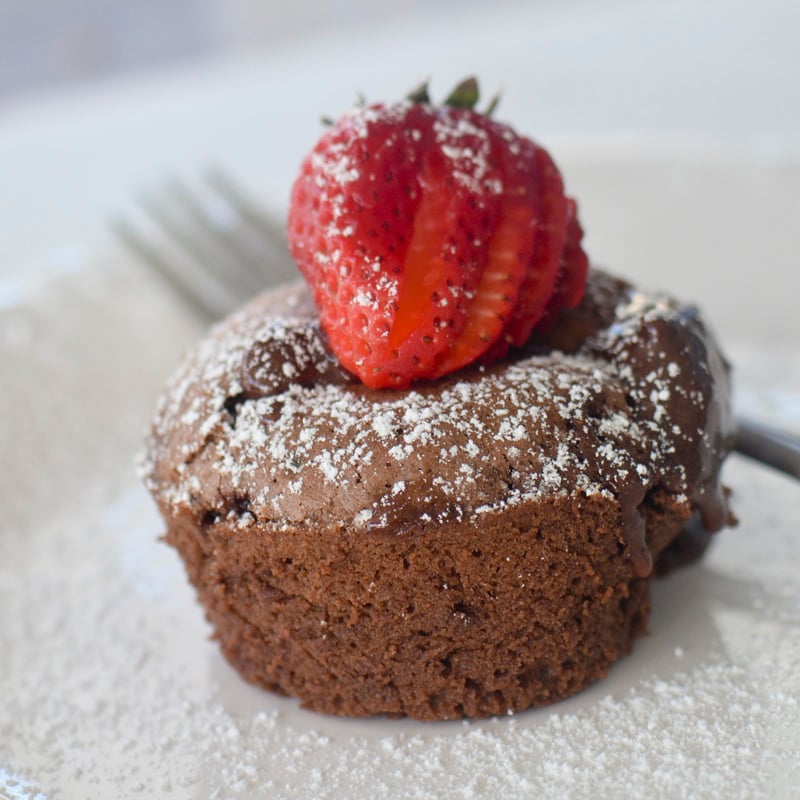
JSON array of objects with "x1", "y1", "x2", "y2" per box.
[{"x1": 288, "y1": 78, "x2": 588, "y2": 389}]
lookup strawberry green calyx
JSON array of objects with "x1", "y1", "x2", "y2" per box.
[
  {"x1": 406, "y1": 80, "x2": 432, "y2": 104},
  {"x1": 408, "y1": 76, "x2": 499, "y2": 116},
  {"x1": 443, "y1": 76, "x2": 479, "y2": 109}
]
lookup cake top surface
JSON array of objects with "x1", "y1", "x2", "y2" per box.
[{"x1": 141, "y1": 270, "x2": 732, "y2": 568}]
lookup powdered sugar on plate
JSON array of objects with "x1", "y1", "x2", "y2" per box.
[{"x1": 1, "y1": 454, "x2": 799, "y2": 800}]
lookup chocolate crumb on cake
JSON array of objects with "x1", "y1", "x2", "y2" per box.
[{"x1": 140, "y1": 269, "x2": 734, "y2": 720}]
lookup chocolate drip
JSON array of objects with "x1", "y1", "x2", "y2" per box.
[
  {"x1": 593, "y1": 299, "x2": 734, "y2": 576},
  {"x1": 617, "y1": 483, "x2": 652, "y2": 579},
  {"x1": 531, "y1": 279, "x2": 733, "y2": 576},
  {"x1": 691, "y1": 480, "x2": 729, "y2": 533}
]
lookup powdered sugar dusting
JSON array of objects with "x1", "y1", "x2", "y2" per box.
[
  {"x1": 433, "y1": 113, "x2": 503, "y2": 195},
  {"x1": 141, "y1": 273, "x2": 723, "y2": 533}
]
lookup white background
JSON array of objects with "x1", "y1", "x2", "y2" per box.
[{"x1": 1, "y1": 0, "x2": 799, "y2": 288}]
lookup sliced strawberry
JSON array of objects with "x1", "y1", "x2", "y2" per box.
[
  {"x1": 431, "y1": 189, "x2": 530, "y2": 377},
  {"x1": 502, "y1": 143, "x2": 569, "y2": 347},
  {"x1": 537, "y1": 199, "x2": 590, "y2": 329},
  {"x1": 287, "y1": 79, "x2": 590, "y2": 389},
  {"x1": 555, "y1": 198, "x2": 590, "y2": 308},
  {"x1": 289, "y1": 103, "x2": 431, "y2": 386},
  {"x1": 383, "y1": 110, "x2": 505, "y2": 383},
  {"x1": 327, "y1": 179, "x2": 479, "y2": 389}
]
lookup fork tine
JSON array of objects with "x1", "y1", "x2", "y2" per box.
[
  {"x1": 166, "y1": 178, "x2": 269, "y2": 296},
  {"x1": 111, "y1": 219, "x2": 225, "y2": 323},
  {"x1": 204, "y1": 167, "x2": 297, "y2": 284},
  {"x1": 139, "y1": 187, "x2": 258, "y2": 305},
  {"x1": 114, "y1": 170, "x2": 298, "y2": 322},
  {"x1": 110, "y1": 217, "x2": 222, "y2": 321}
]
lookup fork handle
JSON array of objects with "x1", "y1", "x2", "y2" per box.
[{"x1": 734, "y1": 416, "x2": 800, "y2": 480}]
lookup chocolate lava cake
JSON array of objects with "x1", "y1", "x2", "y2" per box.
[{"x1": 140, "y1": 269, "x2": 734, "y2": 720}]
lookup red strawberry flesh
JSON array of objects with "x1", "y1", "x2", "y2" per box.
[{"x1": 287, "y1": 87, "x2": 589, "y2": 389}]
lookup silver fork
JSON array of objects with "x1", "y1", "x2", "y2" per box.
[
  {"x1": 111, "y1": 167, "x2": 297, "y2": 322},
  {"x1": 113, "y1": 168, "x2": 800, "y2": 482}
]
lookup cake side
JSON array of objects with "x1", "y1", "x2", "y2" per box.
[{"x1": 159, "y1": 488, "x2": 689, "y2": 719}]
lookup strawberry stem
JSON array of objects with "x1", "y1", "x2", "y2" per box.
[
  {"x1": 407, "y1": 80, "x2": 431, "y2": 104},
  {"x1": 484, "y1": 91, "x2": 501, "y2": 117},
  {"x1": 445, "y1": 77, "x2": 479, "y2": 109}
]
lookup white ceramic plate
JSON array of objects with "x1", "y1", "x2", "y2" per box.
[{"x1": 1, "y1": 154, "x2": 799, "y2": 800}]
